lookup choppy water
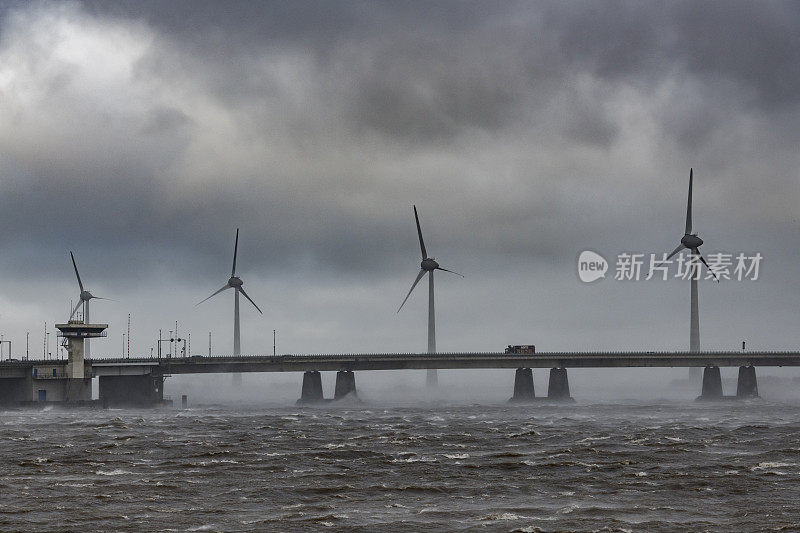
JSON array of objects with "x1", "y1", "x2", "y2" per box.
[{"x1": 2, "y1": 401, "x2": 800, "y2": 531}]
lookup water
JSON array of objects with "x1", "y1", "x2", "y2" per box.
[{"x1": 2, "y1": 401, "x2": 800, "y2": 531}]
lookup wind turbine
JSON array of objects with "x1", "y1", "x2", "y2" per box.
[
  {"x1": 658, "y1": 169, "x2": 718, "y2": 365},
  {"x1": 197, "y1": 229, "x2": 263, "y2": 356},
  {"x1": 397, "y1": 206, "x2": 463, "y2": 386},
  {"x1": 69, "y1": 251, "x2": 111, "y2": 358}
]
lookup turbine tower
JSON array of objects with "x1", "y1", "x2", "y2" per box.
[
  {"x1": 397, "y1": 206, "x2": 463, "y2": 387},
  {"x1": 658, "y1": 169, "x2": 718, "y2": 368},
  {"x1": 197, "y1": 229, "x2": 263, "y2": 356},
  {"x1": 69, "y1": 251, "x2": 110, "y2": 358}
]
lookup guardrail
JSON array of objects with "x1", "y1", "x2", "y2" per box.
[
  {"x1": 81, "y1": 350, "x2": 800, "y2": 363},
  {"x1": 5, "y1": 350, "x2": 800, "y2": 366}
]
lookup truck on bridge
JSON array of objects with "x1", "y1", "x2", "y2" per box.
[{"x1": 505, "y1": 345, "x2": 535, "y2": 354}]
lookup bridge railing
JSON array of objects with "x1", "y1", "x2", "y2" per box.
[{"x1": 74, "y1": 349, "x2": 800, "y2": 364}]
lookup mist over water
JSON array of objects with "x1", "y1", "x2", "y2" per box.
[
  {"x1": 162, "y1": 367, "x2": 800, "y2": 405},
  {"x1": 5, "y1": 371, "x2": 800, "y2": 531}
]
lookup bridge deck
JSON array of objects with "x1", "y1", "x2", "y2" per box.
[
  {"x1": 41, "y1": 351, "x2": 800, "y2": 375},
  {"x1": 3, "y1": 351, "x2": 800, "y2": 376}
]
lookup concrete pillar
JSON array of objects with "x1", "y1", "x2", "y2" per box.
[
  {"x1": 699, "y1": 366, "x2": 723, "y2": 400},
  {"x1": 64, "y1": 378, "x2": 92, "y2": 403},
  {"x1": 736, "y1": 366, "x2": 758, "y2": 398},
  {"x1": 65, "y1": 335, "x2": 85, "y2": 379},
  {"x1": 426, "y1": 369, "x2": 438, "y2": 387},
  {"x1": 511, "y1": 368, "x2": 535, "y2": 402},
  {"x1": 298, "y1": 371, "x2": 324, "y2": 403},
  {"x1": 547, "y1": 368, "x2": 571, "y2": 400},
  {"x1": 334, "y1": 371, "x2": 357, "y2": 400}
]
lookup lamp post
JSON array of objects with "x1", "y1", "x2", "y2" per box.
[{"x1": 157, "y1": 329, "x2": 170, "y2": 359}]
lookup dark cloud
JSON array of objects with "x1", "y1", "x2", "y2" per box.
[{"x1": 0, "y1": 1, "x2": 799, "y2": 361}]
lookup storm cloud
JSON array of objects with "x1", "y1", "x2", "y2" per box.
[{"x1": 0, "y1": 1, "x2": 798, "y2": 369}]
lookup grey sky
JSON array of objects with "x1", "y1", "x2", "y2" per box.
[{"x1": 0, "y1": 1, "x2": 798, "y2": 369}]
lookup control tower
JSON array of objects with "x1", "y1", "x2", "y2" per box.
[{"x1": 55, "y1": 320, "x2": 107, "y2": 401}]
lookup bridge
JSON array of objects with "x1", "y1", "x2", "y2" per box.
[{"x1": 1, "y1": 350, "x2": 794, "y2": 406}]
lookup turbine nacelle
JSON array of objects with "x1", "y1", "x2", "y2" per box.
[
  {"x1": 681, "y1": 234, "x2": 703, "y2": 249},
  {"x1": 228, "y1": 276, "x2": 243, "y2": 288},
  {"x1": 80, "y1": 290, "x2": 93, "y2": 302},
  {"x1": 421, "y1": 258, "x2": 439, "y2": 271}
]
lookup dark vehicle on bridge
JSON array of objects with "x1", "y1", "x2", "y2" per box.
[{"x1": 505, "y1": 345, "x2": 535, "y2": 354}]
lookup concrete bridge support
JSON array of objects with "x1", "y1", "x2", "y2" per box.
[
  {"x1": 547, "y1": 368, "x2": 572, "y2": 401},
  {"x1": 334, "y1": 371, "x2": 357, "y2": 400},
  {"x1": 510, "y1": 368, "x2": 535, "y2": 402},
  {"x1": 64, "y1": 378, "x2": 92, "y2": 403},
  {"x1": 99, "y1": 375, "x2": 164, "y2": 407},
  {"x1": 736, "y1": 365, "x2": 758, "y2": 398},
  {"x1": 298, "y1": 371, "x2": 324, "y2": 404},
  {"x1": 699, "y1": 366, "x2": 723, "y2": 400}
]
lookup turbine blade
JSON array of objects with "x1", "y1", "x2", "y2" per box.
[
  {"x1": 695, "y1": 248, "x2": 720, "y2": 282},
  {"x1": 654, "y1": 244, "x2": 686, "y2": 269},
  {"x1": 196, "y1": 284, "x2": 231, "y2": 306},
  {"x1": 665, "y1": 243, "x2": 686, "y2": 261},
  {"x1": 685, "y1": 168, "x2": 693, "y2": 235},
  {"x1": 70, "y1": 251, "x2": 84, "y2": 293},
  {"x1": 232, "y1": 228, "x2": 239, "y2": 277},
  {"x1": 397, "y1": 269, "x2": 426, "y2": 313},
  {"x1": 413, "y1": 205, "x2": 427, "y2": 260},
  {"x1": 436, "y1": 266, "x2": 464, "y2": 277},
  {"x1": 69, "y1": 300, "x2": 82, "y2": 320},
  {"x1": 90, "y1": 296, "x2": 117, "y2": 302},
  {"x1": 238, "y1": 286, "x2": 263, "y2": 314}
]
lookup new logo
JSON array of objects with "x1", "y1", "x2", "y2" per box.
[{"x1": 578, "y1": 250, "x2": 608, "y2": 283}]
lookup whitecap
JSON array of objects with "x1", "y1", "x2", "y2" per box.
[
  {"x1": 96, "y1": 469, "x2": 132, "y2": 476},
  {"x1": 480, "y1": 512, "x2": 522, "y2": 521}
]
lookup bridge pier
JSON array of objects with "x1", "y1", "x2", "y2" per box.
[
  {"x1": 297, "y1": 371, "x2": 324, "y2": 404},
  {"x1": 736, "y1": 365, "x2": 758, "y2": 398},
  {"x1": 698, "y1": 366, "x2": 723, "y2": 400},
  {"x1": 98, "y1": 375, "x2": 164, "y2": 407},
  {"x1": 334, "y1": 371, "x2": 357, "y2": 400},
  {"x1": 510, "y1": 368, "x2": 535, "y2": 402},
  {"x1": 547, "y1": 368, "x2": 572, "y2": 401}
]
